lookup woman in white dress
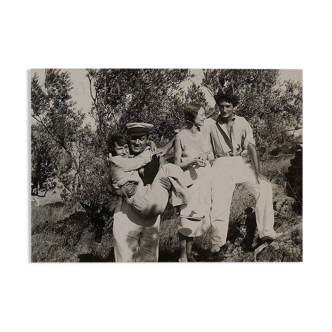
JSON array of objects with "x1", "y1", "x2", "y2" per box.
[{"x1": 174, "y1": 103, "x2": 214, "y2": 262}]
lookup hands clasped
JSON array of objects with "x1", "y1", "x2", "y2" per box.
[{"x1": 193, "y1": 153, "x2": 209, "y2": 167}]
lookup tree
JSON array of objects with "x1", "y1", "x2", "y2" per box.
[
  {"x1": 31, "y1": 69, "x2": 195, "y2": 240},
  {"x1": 86, "y1": 69, "x2": 191, "y2": 147},
  {"x1": 31, "y1": 124, "x2": 58, "y2": 195},
  {"x1": 202, "y1": 69, "x2": 303, "y2": 158},
  {"x1": 31, "y1": 70, "x2": 115, "y2": 236}
]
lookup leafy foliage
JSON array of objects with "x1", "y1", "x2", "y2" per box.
[
  {"x1": 87, "y1": 69, "x2": 191, "y2": 146},
  {"x1": 31, "y1": 124, "x2": 58, "y2": 194},
  {"x1": 31, "y1": 70, "x2": 115, "y2": 224},
  {"x1": 202, "y1": 69, "x2": 302, "y2": 157},
  {"x1": 31, "y1": 69, "x2": 205, "y2": 225},
  {"x1": 31, "y1": 69, "x2": 302, "y2": 230}
]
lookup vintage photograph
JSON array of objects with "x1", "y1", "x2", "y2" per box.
[{"x1": 30, "y1": 69, "x2": 303, "y2": 262}]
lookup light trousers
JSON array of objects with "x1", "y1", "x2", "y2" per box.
[
  {"x1": 130, "y1": 163, "x2": 193, "y2": 217},
  {"x1": 211, "y1": 156, "x2": 277, "y2": 247},
  {"x1": 113, "y1": 199, "x2": 160, "y2": 262}
]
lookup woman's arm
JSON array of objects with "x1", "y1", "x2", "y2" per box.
[
  {"x1": 111, "y1": 149, "x2": 152, "y2": 172},
  {"x1": 157, "y1": 135, "x2": 177, "y2": 157},
  {"x1": 174, "y1": 136, "x2": 197, "y2": 169},
  {"x1": 207, "y1": 136, "x2": 215, "y2": 162}
]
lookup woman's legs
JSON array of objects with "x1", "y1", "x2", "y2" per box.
[
  {"x1": 178, "y1": 233, "x2": 195, "y2": 262},
  {"x1": 187, "y1": 237, "x2": 194, "y2": 259},
  {"x1": 179, "y1": 232, "x2": 188, "y2": 261},
  {"x1": 133, "y1": 163, "x2": 193, "y2": 217}
]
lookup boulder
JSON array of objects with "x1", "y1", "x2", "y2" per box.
[
  {"x1": 272, "y1": 184, "x2": 295, "y2": 215},
  {"x1": 286, "y1": 144, "x2": 303, "y2": 213}
]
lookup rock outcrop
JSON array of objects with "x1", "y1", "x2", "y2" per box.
[
  {"x1": 212, "y1": 215, "x2": 303, "y2": 262},
  {"x1": 286, "y1": 144, "x2": 303, "y2": 213}
]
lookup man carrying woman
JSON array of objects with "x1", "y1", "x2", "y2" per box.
[{"x1": 107, "y1": 123, "x2": 172, "y2": 262}]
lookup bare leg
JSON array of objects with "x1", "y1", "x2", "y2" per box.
[
  {"x1": 178, "y1": 232, "x2": 188, "y2": 261},
  {"x1": 187, "y1": 237, "x2": 194, "y2": 258}
]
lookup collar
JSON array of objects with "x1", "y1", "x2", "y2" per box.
[{"x1": 217, "y1": 115, "x2": 236, "y2": 124}]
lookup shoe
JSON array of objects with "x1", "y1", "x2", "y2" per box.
[
  {"x1": 241, "y1": 240, "x2": 252, "y2": 252},
  {"x1": 211, "y1": 244, "x2": 221, "y2": 253},
  {"x1": 260, "y1": 232, "x2": 283, "y2": 243},
  {"x1": 178, "y1": 258, "x2": 188, "y2": 262},
  {"x1": 187, "y1": 257, "x2": 196, "y2": 262},
  {"x1": 182, "y1": 214, "x2": 205, "y2": 221}
]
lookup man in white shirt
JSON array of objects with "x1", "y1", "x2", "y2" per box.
[
  {"x1": 159, "y1": 96, "x2": 281, "y2": 254},
  {"x1": 204, "y1": 92, "x2": 281, "y2": 253},
  {"x1": 107, "y1": 123, "x2": 171, "y2": 262}
]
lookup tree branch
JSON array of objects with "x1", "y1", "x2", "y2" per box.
[{"x1": 32, "y1": 114, "x2": 79, "y2": 171}]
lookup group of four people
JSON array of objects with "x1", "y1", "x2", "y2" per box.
[{"x1": 106, "y1": 92, "x2": 281, "y2": 262}]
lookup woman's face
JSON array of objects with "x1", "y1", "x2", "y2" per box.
[
  {"x1": 194, "y1": 107, "x2": 206, "y2": 126},
  {"x1": 113, "y1": 142, "x2": 129, "y2": 157}
]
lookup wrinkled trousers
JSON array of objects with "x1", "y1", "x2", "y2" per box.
[{"x1": 211, "y1": 156, "x2": 277, "y2": 247}]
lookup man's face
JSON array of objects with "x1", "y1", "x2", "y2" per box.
[
  {"x1": 128, "y1": 133, "x2": 148, "y2": 155},
  {"x1": 113, "y1": 141, "x2": 129, "y2": 157},
  {"x1": 218, "y1": 101, "x2": 234, "y2": 119}
]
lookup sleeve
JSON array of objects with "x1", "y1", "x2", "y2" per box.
[
  {"x1": 110, "y1": 149, "x2": 152, "y2": 172},
  {"x1": 242, "y1": 119, "x2": 256, "y2": 149},
  {"x1": 203, "y1": 118, "x2": 214, "y2": 136}
]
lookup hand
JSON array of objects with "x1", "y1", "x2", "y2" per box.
[
  {"x1": 209, "y1": 158, "x2": 216, "y2": 166},
  {"x1": 159, "y1": 177, "x2": 172, "y2": 190},
  {"x1": 121, "y1": 182, "x2": 138, "y2": 197},
  {"x1": 149, "y1": 141, "x2": 158, "y2": 155},
  {"x1": 106, "y1": 153, "x2": 113, "y2": 165},
  {"x1": 157, "y1": 146, "x2": 168, "y2": 157},
  {"x1": 195, "y1": 158, "x2": 207, "y2": 167},
  {"x1": 255, "y1": 172, "x2": 270, "y2": 184},
  {"x1": 195, "y1": 154, "x2": 208, "y2": 167},
  {"x1": 197, "y1": 152, "x2": 209, "y2": 160},
  {"x1": 107, "y1": 183, "x2": 124, "y2": 197}
]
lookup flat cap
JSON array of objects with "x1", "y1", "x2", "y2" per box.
[{"x1": 126, "y1": 122, "x2": 154, "y2": 134}]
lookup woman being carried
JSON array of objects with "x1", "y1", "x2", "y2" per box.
[{"x1": 107, "y1": 131, "x2": 193, "y2": 218}]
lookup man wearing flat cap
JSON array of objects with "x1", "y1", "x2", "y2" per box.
[{"x1": 110, "y1": 122, "x2": 171, "y2": 262}]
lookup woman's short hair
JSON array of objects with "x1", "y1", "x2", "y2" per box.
[
  {"x1": 215, "y1": 91, "x2": 239, "y2": 107},
  {"x1": 106, "y1": 132, "x2": 128, "y2": 154},
  {"x1": 184, "y1": 103, "x2": 203, "y2": 123}
]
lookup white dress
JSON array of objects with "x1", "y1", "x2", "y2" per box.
[{"x1": 176, "y1": 128, "x2": 212, "y2": 237}]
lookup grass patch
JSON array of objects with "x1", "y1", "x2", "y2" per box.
[
  {"x1": 31, "y1": 156, "x2": 301, "y2": 262},
  {"x1": 261, "y1": 155, "x2": 292, "y2": 185}
]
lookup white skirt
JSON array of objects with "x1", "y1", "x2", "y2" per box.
[{"x1": 177, "y1": 163, "x2": 212, "y2": 237}]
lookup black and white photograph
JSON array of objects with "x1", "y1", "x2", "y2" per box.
[{"x1": 31, "y1": 69, "x2": 303, "y2": 262}]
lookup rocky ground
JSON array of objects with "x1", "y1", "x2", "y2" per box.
[{"x1": 31, "y1": 155, "x2": 302, "y2": 263}]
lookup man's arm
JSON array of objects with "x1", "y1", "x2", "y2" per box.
[
  {"x1": 248, "y1": 143, "x2": 269, "y2": 184},
  {"x1": 106, "y1": 174, "x2": 137, "y2": 197},
  {"x1": 242, "y1": 118, "x2": 268, "y2": 184}
]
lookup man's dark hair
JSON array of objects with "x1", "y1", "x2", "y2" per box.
[
  {"x1": 215, "y1": 91, "x2": 239, "y2": 107},
  {"x1": 106, "y1": 132, "x2": 128, "y2": 154}
]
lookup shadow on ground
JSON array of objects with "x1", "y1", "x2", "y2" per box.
[{"x1": 78, "y1": 251, "x2": 115, "y2": 262}]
